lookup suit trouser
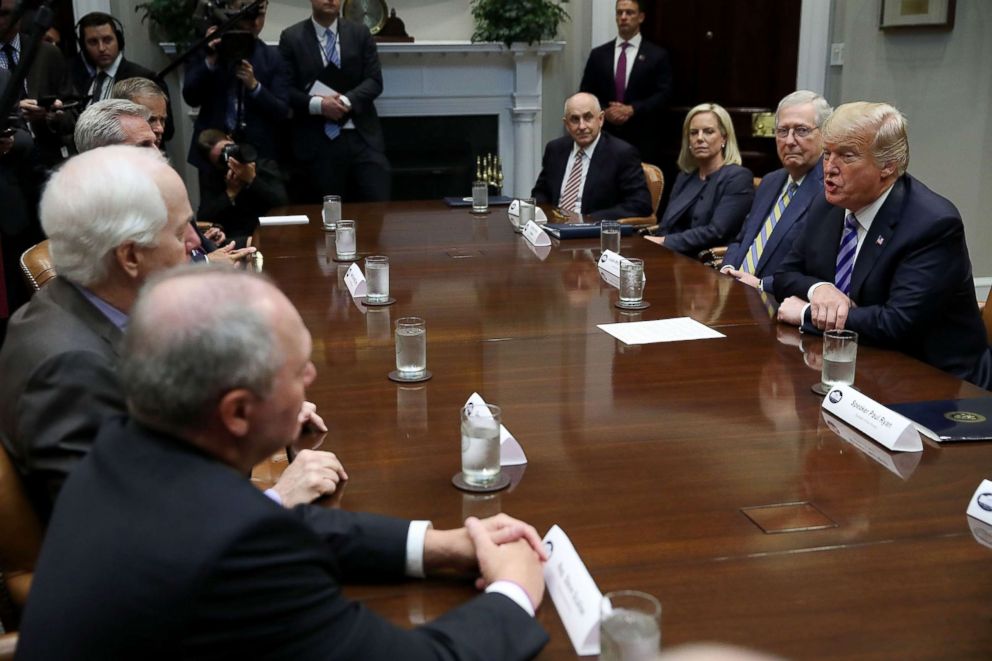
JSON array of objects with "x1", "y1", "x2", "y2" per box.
[{"x1": 303, "y1": 130, "x2": 391, "y2": 203}]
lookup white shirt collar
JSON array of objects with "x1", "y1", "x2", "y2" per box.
[
  {"x1": 572, "y1": 132, "x2": 602, "y2": 160},
  {"x1": 85, "y1": 51, "x2": 122, "y2": 77},
  {"x1": 849, "y1": 182, "x2": 896, "y2": 232},
  {"x1": 312, "y1": 17, "x2": 339, "y2": 39},
  {"x1": 615, "y1": 33, "x2": 642, "y2": 49}
]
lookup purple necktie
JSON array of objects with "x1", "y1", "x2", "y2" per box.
[
  {"x1": 834, "y1": 213, "x2": 859, "y2": 295},
  {"x1": 614, "y1": 42, "x2": 629, "y2": 102}
]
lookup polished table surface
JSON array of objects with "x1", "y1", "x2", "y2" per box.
[{"x1": 258, "y1": 201, "x2": 992, "y2": 660}]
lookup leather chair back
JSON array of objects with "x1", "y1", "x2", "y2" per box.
[
  {"x1": 19, "y1": 240, "x2": 57, "y2": 292},
  {"x1": 619, "y1": 162, "x2": 665, "y2": 227},
  {"x1": 0, "y1": 444, "x2": 42, "y2": 631}
]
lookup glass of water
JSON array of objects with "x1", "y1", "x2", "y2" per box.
[
  {"x1": 461, "y1": 403, "x2": 502, "y2": 487},
  {"x1": 601, "y1": 220, "x2": 621, "y2": 255},
  {"x1": 600, "y1": 590, "x2": 661, "y2": 661},
  {"x1": 335, "y1": 220, "x2": 356, "y2": 260},
  {"x1": 472, "y1": 180, "x2": 489, "y2": 214},
  {"x1": 517, "y1": 198, "x2": 536, "y2": 232},
  {"x1": 619, "y1": 258, "x2": 645, "y2": 305},
  {"x1": 322, "y1": 194, "x2": 341, "y2": 230},
  {"x1": 364, "y1": 255, "x2": 389, "y2": 303},
  {"x1": 821, "y1": 329, "x2": 858, "y2": 389},
  {"x1": 395, "y1": 317, "x2": 426, "y2": 377}
]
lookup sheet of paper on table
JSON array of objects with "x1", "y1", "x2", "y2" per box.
[{"x1": 597, "y1": 317, "x2": 726, "y2": 345}]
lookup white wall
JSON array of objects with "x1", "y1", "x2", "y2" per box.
[{"x1": 826, "y1": 0, "x2": 992, "y2": 278}]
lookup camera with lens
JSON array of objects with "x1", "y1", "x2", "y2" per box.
[
  {"x1": 199, "y1": 0, "x2": 261, "y2": 63},
  {"x1": 220, "y1": 142, "x2": 258, "y2": 167}
]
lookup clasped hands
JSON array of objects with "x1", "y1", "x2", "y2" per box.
[
  {"x1": 320, "y1": 94, "x2": 349, "y2": 121},
  {"x1": 604, "y1": 101, "x2": 634, "y2": 125}
]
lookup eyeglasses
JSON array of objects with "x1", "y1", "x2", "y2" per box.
[{"x1": 775, "y1": 126, "x2": 817, "y2": 139}]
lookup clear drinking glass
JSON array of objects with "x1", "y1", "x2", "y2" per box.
[
  {"x1": 395, "y1": 317, "x2": 426, "y2": 377},
  {"x1": 322, "y1": 194, "x2": 341, "y2": 230},
  {"x1": 619, "y1": 258, "x2": 645, "y2": 304},
  {"x1": 335, "y1": 220, "x2": 356, "y2": 260},
  {"x1": 821, "y1": 329, "x2": 858, "y2": 388},
  {"x1": 518, "y1": 198, "x2": 536, "y2": 231},
  {"x1": 472, "y1": 181, "x2": 489, "y2": 213},
  {"x1": 364, "y1": 255, "x2": 389, "y2": 303},
  {"x1": 601, "y1": 220, "x2": 621, "y2": 255},
  {"x1": 600, "y1": 590, "x2": 662, "y2": 661},
  {"x1": 460, "y1": 403, "x2": 502, "y2": 487}
]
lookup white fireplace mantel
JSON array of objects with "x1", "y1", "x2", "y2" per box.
[{"x1": 376, "y1": 41, "x2": 564, "y2": 197}]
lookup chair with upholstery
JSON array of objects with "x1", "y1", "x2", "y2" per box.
[
  {"x1": 0, "y1": 443, "x2": 43, "y2": 654},
  {"x1": 19, "y1": 240, "x2": 56, "y2": 292},
  {"x1": 619, "y1": 162, "x2": 664, "y2": 228}
]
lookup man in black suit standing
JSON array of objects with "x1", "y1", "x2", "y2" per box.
[
  {"x1": 579, "y1": 0, "x2": 672, "y2": 166},
  {"x1": 279, "y1": 0, "x2": 390, "y2": 202},
  {"x1": 68, "y1": 12, "x2": 174, "y2": 144},
  {"x1": 17, "y1": 265, "x2": 549, "y2": 660},
  {"x1": 774, "y1": 101, "x2": 991, "y2": 387},
  {"x1": 532, "y1": 92, "x2": 651, "y2": 221}
]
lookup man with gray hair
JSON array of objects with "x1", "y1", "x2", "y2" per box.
[
  {"x1": 722, "y1": 91, "x2": 831, "y2": 297},
  {"x1": 0, "y1": 145, "x2": 343, "y2": 520},
  {"x1": 73, "y1": 97, "x2": 156, "y2": 152},
  {"x1": 17, "y1": 266, "x2": 549, "y2": 659},
  {"x1": 111, "y1": 77, "x2": 170, "y2": 148},
  {"x1": 774, "y1": 101, "x2": 991, "y2": 387}
]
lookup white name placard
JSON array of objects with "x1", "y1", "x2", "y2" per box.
[
  {"x1": 522, "y1": 220, "x2": 551, "y2": 247},
  {"x1": 597, "y1": 249, "x2": 628, "y2": 277},
  {"x1": 598, "y1": 266, "x2": 620, "y2": 289},
  {"x1": 820, "y1": 385, "x2": 922, "y2": 452},
  {"x1": 259, "y1": 214, "x2": 309, "y2": 226},
  {"x1": 821, "y1": 411, "x2": 921, "y2": 480},
  {"x1": 464, "y1": 392, "x2": 526, "y2": 465},
  {"x1": 343, "y1": 262, "x2": 367, "y2": 299},
  {"x1": 966, "y1": 479, "x2": 992, "y2": 529},
  {"x1": 507, "y1": 200, "x2": 548, "y2": 224},
  {"x1": 542, "y1": 525, "x2": 602, "y2": 656}
]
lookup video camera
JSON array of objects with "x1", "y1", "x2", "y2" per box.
[{"x1": 197, "y1": 0, "x2": 261, "y2": 63}]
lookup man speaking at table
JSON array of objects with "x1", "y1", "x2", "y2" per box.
[
  {"x1": 16, "y1": 266, "x2": 550, "y2": 660},
  {"x1": 773, "y1": 101, "x2": 992, "y2": 387},
  {"x1": 531, "y1": 92, "x2": 651, "y2": 221}
]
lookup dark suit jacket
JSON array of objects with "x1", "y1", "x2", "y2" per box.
[
  {"x1": 18, "y1": 418, "x2": 549, "y2": 660},
  {"x1": 183, "y1": 39, "x2": 290, "y2": 169},
  {"x1": 773, "y1": 174, "x2": 992, "y2": 387},
  {"x1": 197, "y1": 157, "x2": 288, "y2": 238},
  {"x1": 659, "y1": 163, "x2": 754, "y2": 256},
  {"x1": 13, "y1": 38, "x2": 72, "y2": 165},
  {"x1": 0, "y1": 68, "x2": 40, "y2": 237},
  {"x1": 69, "y1": 54, "x2": 175, "y2": 143},
  {"x1": 531, "y1": 132, "x2": 651, "y2": 221},
  {"x1": 0, "y1": 277, "x2": 124, "y2": 519},
  {"x1": 579, "y1": 37, "x2": 671, "y2": 164},
  {"x1": 723, "y1": 162, "x2": 824, "y2": 294},
  {"x1": 278, "y1": 18, "x2": 385, "y2": 160}
]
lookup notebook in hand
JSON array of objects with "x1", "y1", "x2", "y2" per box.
[{"x1": 887, "y1": 397, "x2": 992, "y2": 442}]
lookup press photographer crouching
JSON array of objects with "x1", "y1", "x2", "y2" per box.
[{"x1": 195, "y1": 128, "x2": 287, "y2": 241}]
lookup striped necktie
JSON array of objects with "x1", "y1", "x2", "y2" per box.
[
  {"x1": 323, "y1": 28, "x2": 341, "y2": 141},
  {"x1": 742, "y1": 181, "x2": 798, "y2": 274},
  {"x1": 834, "y1": 213, "x2": 859, "y2": 295},
  {"x1": 558, "y1": 149, "x2": 585, "y2": 213}
]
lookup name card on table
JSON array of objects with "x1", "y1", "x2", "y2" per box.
[
  {"x1": 598, "y1": 267, "x2": 620, "y2": 289},
  {"x1": 464, "y1": 392, "x2": 526, "y2": 465},
  {"x1": 522, "y1": 220, "x2": 551, "y2": 248},
  {"x1": 507, "y1": 200, "x2": 548, "y2": 223},
  {"x1": 821, "y1": 411, "x2": 921, "y2": 480},
  {"x1": 597, "y1": 249, "x2": 631, "y2": 277},
  {"x1": 542, "y1": 525, "x2": 602, "y2": 656},
  {"x1": 343, "y1": 263, "x2": 367, "y2": 299},
  {"x1": 523, "y1": 238, "x2": 552, "y2": 262},
  {"x1": 966, "y1": 479, "x2": 992, "y2": 529},
  {"x1": 820, "y1": 385, "x2": 922, "y2": 452},
  {"x1": 259, "y1": 214, "x2": 309, "y2": 226}
]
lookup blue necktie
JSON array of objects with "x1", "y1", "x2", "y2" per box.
[
  {"x1": 323, "y1": 28, "x2": 341, "y2": 141},
  {"x1": 834, "y1": 213, "x2": 859, "y2": 295}
]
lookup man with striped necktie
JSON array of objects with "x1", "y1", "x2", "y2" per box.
[
  {"x1": 774, "y1": 102, "x2": 991, "y2": 388},
  {"x1": 531, "y1": 92, "x2": 651, "y2": 221},
  {"x1": 722, "y1": 91, "x2": 831, "y2": 298}
]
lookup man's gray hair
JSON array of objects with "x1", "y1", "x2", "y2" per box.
[
  {"x1": 111, "y1": 77, "x2": 168, "y2": 103},
  {"x1": 40, "y1": 145, "x2": 169, "y2": 286},
  {"x1": 775, "y1": 90, "x2": 833, "y2": 128},
  {"x1": 74, "y1": 98, "x2": 151, "y2": 152},
  {"x1": 822, "y1": 101, "x2": 910, "y2": 175},
  {"x1": 120, "y1": 266, "x2": 285, "y2": 434}
]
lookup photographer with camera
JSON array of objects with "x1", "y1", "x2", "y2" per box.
[
  {"x1": 183, "y1": 0, "x2": 290, "y2": 182},
  {"x1": 195, "y1": 128, "x2": 287, "y2": 241}
]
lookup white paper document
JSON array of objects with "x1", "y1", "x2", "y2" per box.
[
  {"x1": 542, "y1": 525, "x2": 602, "y2": 656},
  {"x1": 259, "y1": 214, "x2": 309, "y2": 226},
  {"x1": 464, "y1": 392, "x2": 527, "y2": 465},
  {"x1": 308, "y1": 80, "x2": 339, "y2": 97},
  {"x1": 597, "y1": 317, "x2": 725, "y2": 345}
]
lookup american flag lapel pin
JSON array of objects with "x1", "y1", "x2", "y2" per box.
[{"x1": 876, "y1": 235, "x2": 885, "y2": 246}]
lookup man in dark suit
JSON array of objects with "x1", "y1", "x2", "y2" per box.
[
  {"x1": 17, "y1": 265, "x2": 549, "y2": 660},
  {"x1": 531, "y1": 92, "x2": 651, "y2": 221},
  {"x1": 0, "y1": 145, "x2": 338, "y2": 519},
  {"x1": 579, "y1": 0, "x2": 671, "y2": 166},
  {"x1": 67, "y1": 12, "x2": 174, "y2": 144},
  {"x1": 722, "y1": 91, "x2": 832, "y2": 297},
  {"x1": 774, "y1": 102, "x2": 992, "y2": 387},
  {"x1": 183, "y1": 0, "x2": 289, "y2": 174},
  {"x1": 279, "y1": 0, "x2": 390, "y2": 202}
]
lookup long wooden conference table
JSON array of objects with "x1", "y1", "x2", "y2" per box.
[{"x1": 256, "y1": 201, "x2": 992, "y2": 660}]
